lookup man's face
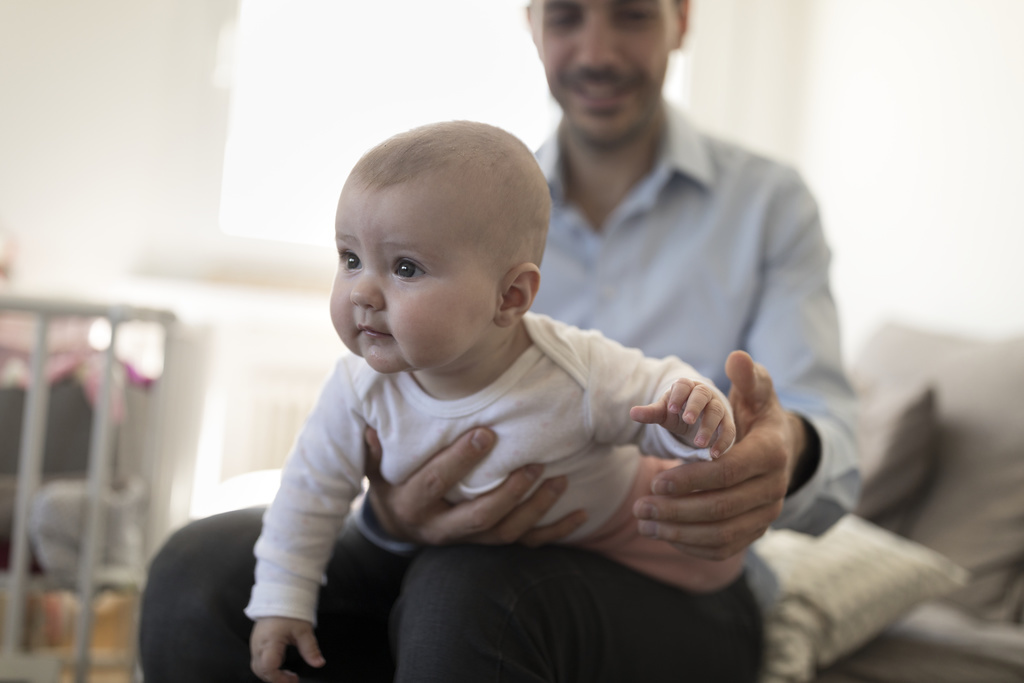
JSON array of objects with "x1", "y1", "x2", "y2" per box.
[{"x1": 529, "y1": 0, "x2": 687, "y2": 150}]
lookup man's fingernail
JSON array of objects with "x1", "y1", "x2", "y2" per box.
[
  {"x1": 471, "y1": 429, "x2": 494, "y2": 452},
  {"x1": 636, "y1": 503, "x2": 656, "y2": 520},
  {"x1": 638, "y1": 521, "x2": 658, "y2": 537},
  {"x1": 653, "y1": 479, "x2": 675, "y2": 495},
  {"x1": 525, "y1": 464, "x2": 544, "y2": 481}
]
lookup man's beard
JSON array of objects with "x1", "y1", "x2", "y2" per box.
[{"x1": 557, "y1": 67, "x2": 660, "y2": 151}]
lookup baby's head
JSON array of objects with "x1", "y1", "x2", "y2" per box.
[
  {"x1": 331, "y1": 121, "x2": 551, "y2": 392},
  {"x1": 346, "y1": 120, "x2": 550, "y2": 267}
]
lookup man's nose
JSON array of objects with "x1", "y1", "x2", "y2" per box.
[
  {"x1": 350, "y1": 274, "x2": 384, "y2": 310},
  {"x1": 576, "y1": 15, "x2": 617, "y2": 67}
]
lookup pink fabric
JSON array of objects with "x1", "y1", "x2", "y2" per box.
[
  {"x1": 0, "y1": 348, "x2": 128, "y2": 422},
  {"x1": 572, "y1": 455, "x2": 746, "y2": 593}
]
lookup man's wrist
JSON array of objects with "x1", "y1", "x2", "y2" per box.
[{"x1": 786, "y1": 413, "x2": 821, "y2": 496}]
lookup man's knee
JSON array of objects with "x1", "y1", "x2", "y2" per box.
[
  {"x1": 392, "y1": 545, "x2": 607, "y2": 682},
  {"x1": 145, "y1": 508, "x2": 264, "y2": 599},
  {"x1": 140, "y1": 509, "x2": 265, "y2": 681}
]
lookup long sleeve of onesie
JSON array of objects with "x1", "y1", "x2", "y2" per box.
[{"x1": 245, "y1": 359, "x2": 367, "y2": 623}]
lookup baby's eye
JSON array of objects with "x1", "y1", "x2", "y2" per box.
[
  {"x1": 394, "y1": 259, "x2": 423, "y2": 279},
  {"x1": 341, "y1": 251, "x2": 361, "y2": 270}
]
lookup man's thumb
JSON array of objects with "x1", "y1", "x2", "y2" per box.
[{"x1": 726, "y1": 350, "x2": 769, "y2": 411}]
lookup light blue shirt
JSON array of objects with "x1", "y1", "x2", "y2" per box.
[
  {"x1": 532, "y1": 104, "x2": 860, "y2": 605},
  {"x1": 360, "y1": 103, "x2": 859, "y2": 607}
]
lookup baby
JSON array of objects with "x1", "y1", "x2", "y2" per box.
[{"x1": 246, "y1": 121, "x2": 744, "y2": 681}]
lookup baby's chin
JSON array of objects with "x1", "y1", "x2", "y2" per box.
[{"x1": 361, "y1": 347, "x2": 412, "y2": 375}]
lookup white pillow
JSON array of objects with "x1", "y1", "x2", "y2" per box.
[{"x1": 757, "y1": 515, "x2": 969, "y2": 683}]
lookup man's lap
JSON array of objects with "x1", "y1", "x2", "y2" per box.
[{"x1": 140, "y1": 510, "x2": 761, "y2": 683}]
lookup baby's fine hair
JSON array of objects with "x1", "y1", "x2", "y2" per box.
[{"x1": 349, "y1": 121, "x2": 550, "y2": 265}]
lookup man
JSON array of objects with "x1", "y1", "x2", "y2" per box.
[{"x1": 140, "y1": 1, "x2": 858, "y2": 681}]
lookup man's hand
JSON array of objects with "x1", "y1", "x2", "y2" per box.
[
  {"x1": 250, "y1": 617, "x2": 324, "y2": 683},
  {"x1": 365, "y1": 427, "x2": 587, "y2": 548},
  {"x1": 632, "y1": 351, "x2": 809, "y2": 560}
]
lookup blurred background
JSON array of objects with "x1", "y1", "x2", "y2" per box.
[{"x1": 1, "y1": 0, "x2": 1022, "y2": 529}]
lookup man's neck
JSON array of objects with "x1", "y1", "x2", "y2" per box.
[{"x1": 560, "y1": 107, "x2": 666, "y2": 232}]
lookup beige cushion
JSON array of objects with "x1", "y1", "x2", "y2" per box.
[
  {"x1": 758, "y1": 515, "x2": 969, "y2": 683},
  {"x1": 853, "y1": 381, "x2": 936, "y2": 530},
  {"x1": 854, "y1": 324, "x2": 1024, "y2": 621}
]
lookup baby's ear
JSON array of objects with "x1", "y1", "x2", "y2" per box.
[{"x1": 495, "y1": 263, "x2": 541, "y2": 327}]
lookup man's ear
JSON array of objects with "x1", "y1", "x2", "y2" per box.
[
  {"x1": 526, "y1": 3, "x2": 542, "y2": 53},
  {"x1": 672, "y1": 0, "x2": 690, "y2": 50},
  {"x1": 495, "y1": 263, "x2": 541, "y2": 328}
]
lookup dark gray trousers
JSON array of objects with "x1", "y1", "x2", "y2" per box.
[{"x1": 139, "y1": 508, "x2": 762, "y2": 682}]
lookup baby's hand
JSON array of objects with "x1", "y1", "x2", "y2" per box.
[
  {"x1": 630, "y1": 379, "x2": 736, "y2": 458},
  {"x1": 250, "y1": 616, "x2": 325, "y2": 683}
]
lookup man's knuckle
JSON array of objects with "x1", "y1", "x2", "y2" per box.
[
  {"x1": 420, "y1": 525, "x2": 448, "y2": 546},
  {"x1": 463, "y1": 509, "x2": 490, "y2": 536},
  {"x1": 707, "y1": 545, "x2": 734, "y2": 562},
  {"x1": 707, "y1": 497, "x2": 734, "y2": 520},
  {"x1": 422, "y1": 469, "x2": 447, "y2": 498},
  {"x1": 656, "y1": 525, "x2": 682, "y2": 543},
  {"x1": 494, "y1": 527, "x2": 519, "y2": 545},
  {"x1": 392, "y1": 500, "x2": 420, "y2": 527},
  {"x1": 716, "y1": 459, "x2": 739, "y2": 485},
  {"x1": 767, "y1": 478, "x2": 788, "y2": 502}
]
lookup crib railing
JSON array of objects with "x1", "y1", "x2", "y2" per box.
[{"x1": 0, "y1": 294, "x2": 176, "y2": 683}]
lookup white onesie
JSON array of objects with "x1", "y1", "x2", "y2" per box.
[{"x1": 245, "y1": 313, "x2": 744, "y2": 623}]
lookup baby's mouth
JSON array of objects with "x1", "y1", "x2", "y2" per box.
[{"x1": 358, "y1": 324, "x2": 391, "y2": 338}]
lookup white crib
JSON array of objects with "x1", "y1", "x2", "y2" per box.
[{"x1": 0, "y1": 294, "x2": 179, "y2": 683}]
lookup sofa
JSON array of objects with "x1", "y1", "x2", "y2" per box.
[{"x1": 757, "y1": 323, "x2": 1024, "y2": 683}]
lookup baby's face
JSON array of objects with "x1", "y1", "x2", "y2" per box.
[{"x1": 331, "y1": 175, "x2": 505, "y2": 377}]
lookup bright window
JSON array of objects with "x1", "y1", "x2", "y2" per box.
[{"x1": 219, "y1": 1, "x2": 689, "y2": 247}]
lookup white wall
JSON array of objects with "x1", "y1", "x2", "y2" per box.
[
  {"x1": 800, "y1": 0, "x2": 1024, "y2": 356},
  {"x1": 687, "y1": 0, "x2": 1024, "y2": 358},
  {"x1": 0, "y1": 0, "x2": 335, "y2": 298}
]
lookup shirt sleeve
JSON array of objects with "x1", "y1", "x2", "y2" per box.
[
  {"x1": 245, "y1": 358, "x2": 368, "y2": 624},
  {"x1": 743, "y1": 168, "x2": 860, "y2": 535},
  {"x1": 579, "y1": 328, "x2": 732, "y2": 462}
]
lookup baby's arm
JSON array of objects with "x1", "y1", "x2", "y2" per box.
[
  {"x1": 250, "y1": 616, "x2": 325, "y2": 683},
  {"x1": 630, "y1": 378, "x2": 736, "y2": 459}
]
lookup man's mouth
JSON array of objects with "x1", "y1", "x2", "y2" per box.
[{"x1": 564, "y1": 68, "x2": 636, "y2": 109}]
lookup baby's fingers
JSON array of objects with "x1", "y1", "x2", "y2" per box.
[
  {"x1": 630, "y1": 400, "x2": 668, "y2": 425},
  {"x1": 690, "y1": 398, "x2": 728, "y2": 450},
  {"x1": 709, "y1": 418, "x2": 737, "y2": 459},
  {"x1": 668, "y1": 380, "x2": 711, "y2": 424},
  {"x1": 252, "y1": 642, "x2": 295, "y2": 683},
  {"x1": 295, "y1": 629, "x2": 326, "y2": 669}
]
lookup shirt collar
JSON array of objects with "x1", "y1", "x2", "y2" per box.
[{"x1": 535, "y1": 102, "x2": 716, "y2": 202}]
